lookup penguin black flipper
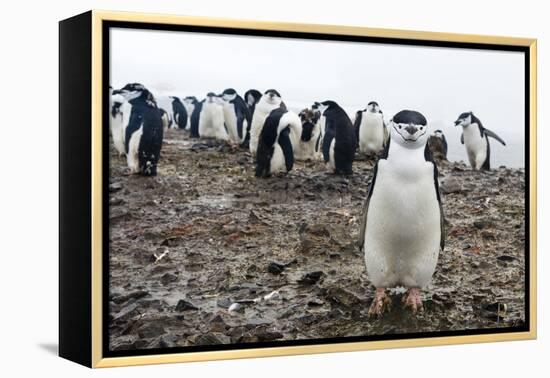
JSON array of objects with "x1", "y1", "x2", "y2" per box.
[
  {"x1": 483, "y1": 128, "x2": 506, "y2": 146},
  {"x1": 358, "y1": 138, "x2": 390, "y2": 250},
  {"x1": 322, "y1": 129, "x2": 334, "y2": 163},
  {"x1": 481, "y1": 137, "x2": 491, "y2": 171},
  {"x1": 278, "y1": 127, "x2": 294, "y2": 172},
  {"x1": 189, "y1": 100, "x2": 203, "y2": 138},
  {"x1": 125, "y1": 110, "x2": 143, "y2": 154},
  {"x1": 233, "y1": 95, "x2": 251, "y2": 140},
  {"x1": 460, "y1": 133, "x2": 464, "y2": 145},
  {"x1": 424, "y1": 143, "x2": 445, "y2": 250}
]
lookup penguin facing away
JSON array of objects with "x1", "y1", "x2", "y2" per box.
[
  {"x1": 198, "y1": 93, "x2": 228, "y2": 141},
  {"x1": 354, "y1": 101, "x2": 387, "y2": 156},
  {"x1": 112, "y1": 83, "x2": 164, "y2": 176},
  {"x1": 244, "y1": 89, "x2": 262, "y2": 116},
  {"x1": 255, "y1": 107, "x2": 297, "y2": 177},
  {"x1": 427, "y1": 129, "x2": 448, "y2": 161},
  {"x1": 249, "y1": 89, "x2": 286, "y2": 156},
  {"x1": 109, "y1": 88, "x2": 126, "y2": 156},
  {"x1": 454, "y1": 111, "x2": 506, "y2": 170},
  {"x1": 358, "y1": 110, "x2": 444, "y2": 315},
  {"x1": 318, "y1": 100, "x2": 356, "y2": 175},
  {"x1": 219, "y1": 88, "x2": 252, "y2": 145},
  {"x1": 187, "y1": 96, "x2": 203, "y2": 138}
]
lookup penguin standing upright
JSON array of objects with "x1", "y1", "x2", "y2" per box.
[
  {"x1": 454, "y1": 111, "x2": 506, "y2": 170},
  {"x1": 109, "y1": 87, "x2": 126, "y2": 156},
  {"x1": 249, "y1": 89, "x2": 286, "y2": 156},
  {"x1": 354, "y1": 101, "x2": 387, "y2": 156},
  {"x1": 427, "y1": 129, "x2": 448, "y2": 161},
  {"x1": 255, "y1": 107, "x2": 301, "y2": 177},
  {"x1": 183, "y1": 96, "x2": 198, "y2": 130},
  {"x1": 159, "y1": 108, "x2": 171, "y2": 131},
  {"x1": 170, "y1": 97, "x2": 188, "y2": 130},
  {"x1": 219, "y1": 88, "x2": 251, "y2": 145},
  {"x1": 318, "y1": 101, "x2": 356, "y2": 174},
  {"x1": 244, "y1": 89, "x2": 262, "y2": 116},
  {"x1": 187, "y1": 96, "x2": 203, "y2": 138},
  {"x1": 358, "y1": 110, "x2": 444, "y2": 315},
  {"x1": 198, "y1": 93, "x2": 228, "y2": 141},
  {"x1": 112, "y1": 83, "x2": 164, "y2": 176},
  {"x1": 295, "y1": 108, "x2": 322, "y2": 161}
]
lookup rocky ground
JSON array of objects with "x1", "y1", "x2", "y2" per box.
[{"x1": 108, "y1": 129, "x2": 526, "y2": 351}]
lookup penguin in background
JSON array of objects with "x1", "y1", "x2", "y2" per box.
[
  {"x1": 183, "y1": 96, "x2": 198, "y2": 130},
  {"x1": 318, "y1": 101, "x2": 356, "y2": 174},
  {"x1": 198, "y1": 92, "x2": 228, "y2": 141},
  {"x1": 187, "y1": 96, "x2": 203, "y2": 138},
  {"x1": 358, "y1": 110, "x2": 444, "y2": 315},
  {"x1": 454, "y1": 111, "x2": 506, "y2": 170},
  {"x1": 112, "y1": 83, "x2": 164, "y2": 176},
  {"x1": 295, "y1": 108, "x2": 322, "y2": 161},
  {"x1": 354, "y1": 101, "x2": 388, "y2": 157},
  {"x1": 311, "y1": 102, "x2": 325, "y2": 159},
  {"x1": 219, "y1": 88, "x2": 251, "y2": 145},
  {"x1": 159, "y1": 108, "x2": 171, "y2": 131},
  {"x1": 170, "y1": 97, "x2": 188, "y2": 130},
  {"x1": 244, "y1": 89, "x2": 262, "y2": 116},
  {"x1": 427, "y1": 129, "x2": 448, "y2": 161},
  {"x1": 109, "y1": 86, "x2": 126, "y2": 156},
  {"x1": 255, "y1": 107, "x2": 301, "y2": 177},
  {"x1": 249, "y1": 89, "x2": 287, "y2": 156}
]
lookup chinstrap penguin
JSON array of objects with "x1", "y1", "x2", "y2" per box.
[
  {"x1": 427, "y1": 129, "x2": 448, "y2": 161},
  {"x1": 255, "y1": 107, "x2": 300, "y2": 177},
  {"x1": 295, "y1": 108, "x2": 322, "y2": 161},
  {"x1": 112, "y1": 83, "x2": 164, "y2": 176},
  {"x1": 358, "y1": 110, "x2": 444, "y2": 315},
  {"x1": 249, "y1": 89, "x2": 286, "y2": 156},
  {"x1": 198, "y1": 92, "x2": 228, "y2": 141},
  {"x1": 354, "y1": 101, "x2": 388, "y2": 156},
  {"x1": 109, "y1": 87, "x2": 126, "y2": 156},
  {"x1": 219, "y1": 88, "x2": 251, "y2": 145},
  {"x1": 454, "y1": 111, "x2": 506, "y2": 170},
  {"x1": 318, "y1": 101, "x2": 356, "y2": 175}
]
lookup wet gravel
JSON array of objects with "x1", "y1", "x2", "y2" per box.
[{"x1": 108, "y1": 129, "x2": 526, "y2": 351}]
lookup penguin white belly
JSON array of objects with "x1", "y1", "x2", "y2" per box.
[
  {"x1": 463, "y1": 125, "x2": 487, "y2": 169},
  {"x1": 297, "y1": 124, "x2": 320, "y2": 161},
  {"x1": 328, "y1": 138, "x2": 336, "y2": 170},
  {"x1": 127, "y1": 125, "x2": 143, "y2": 174},
  {"x1": 250, "y1": 102, "x2": 279, "y2": 155},
  {"x1": 110, "y1": 113, "x2": 125, "y2": 155},
  {"x1": 359, "y1": 114, "x2": 385, "y2": 155},
  {"x1": 223, "y1": 105, "x2": 240, "y2": 143},
  {"x1": 364, "y1": 160, "x2": 440, "y2": 288},
  {"x1": 199, "y1": 103, "x2": 228, "y2": 140},
  {"x1": 270, "y1": 144, "x2": 287, "y2": 174}
]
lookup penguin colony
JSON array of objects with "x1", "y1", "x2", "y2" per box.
[{"x1": 109, "y1": 83, "x2": 507, "y2": 315}]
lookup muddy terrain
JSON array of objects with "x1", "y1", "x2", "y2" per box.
[{"x1": 108, "y1": 129, "x2": 526, "y2": 351}]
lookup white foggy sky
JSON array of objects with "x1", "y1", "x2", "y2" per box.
[{"x1": 110, "y1": 28, "x2": 525, "y2": 167}]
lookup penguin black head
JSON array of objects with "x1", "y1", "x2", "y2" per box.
[
  {"x1": 433, "y1": 129, "x2": 444, "y2": 138},
  {"x1": 220, "y1": 88, "x2": 238, "y2": 101},
  {"x1": 184, "y1": 96, "x2": 198, "y2": 104},
  {"x1": 112, "y1": 83, "x2": 153, "y2": 103},
  {"x1": 244, "y1": 89, "x2": 262, "y2": 107},
  {"x1": 390, "y1": 110, "x2": 429, "y2": 148},
  {"x1": 205, "y1": 92, "x2": 222, "y2": 104},
  {"x1": 367, "y1": 101, "x2": 380, "y2": 113},
  {"x1": 262, "y1": 89, "x2": 282, "y2": 106},
  {"x1": 455, "y1": 111, "x2": 473, "y2": 127}
]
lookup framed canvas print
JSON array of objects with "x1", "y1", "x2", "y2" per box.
[{"x1": 59, "y1": 10, "x2": 537, "y2": 368}]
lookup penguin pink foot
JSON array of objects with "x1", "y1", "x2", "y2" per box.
[
  {"x1": 368, "y1": 288, "x2": 390, "y2": 317},
  {"x1": 403, "y1": 288, "x2": 423, "y2": 313}
]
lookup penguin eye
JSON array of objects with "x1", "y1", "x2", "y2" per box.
[
  {"x1": 420, "y1": 126, "x2": 424, "y2": 130},
  {"x1": 398, "y1": 125, "x2": 402, "y2": 129}
]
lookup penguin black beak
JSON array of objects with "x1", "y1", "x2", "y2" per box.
[
  {"x1": 112, "y1": 89, "x2": 122, "y2": 95},
  {"x1": 454, "y1": 120, "x2": 461, "y2": 126},
  {"x1": 404, "y1": 125, "x2": 417, "y2": 135}
]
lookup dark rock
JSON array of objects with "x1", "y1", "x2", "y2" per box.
[
  {"x1": 440, "y1": 178, "x2": 461, "y2": 194},
  {"x1": 297, "y1": 271, "x2": 324, "y2": 285},
  {"x1": 307, "y1": 298, "x2": 325, "y2": 307},
  {"x1": 111, "y1": 290, "x2": 150, "y2": 304},
  {"x1": 267, "y1": 261, "x2": 286, "y2": 275},
  {"x1": 195, "y1": 333, "x2": 231, "y2": 345},
  {"x1": 216, "y1": 298, "x2": 232, "y2": 309},
  {"x1": 160, "y1": 272, "x2": 178, "y2": 285},
  {"x1": 112, "y1": 304, "x2": 140, "y2": 324},
  {"x1": 138, "y1": 324, "x2": 166, "y2": 339},
  {"x1": 176, "y1": 299, "x2": 199, "y2": 312},
  {"x1": 497, "y1": 255, "x2": 515, "y2": 262}
]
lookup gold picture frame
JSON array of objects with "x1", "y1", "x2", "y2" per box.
[{"x1": 59, "y1": 9, "x2": 537, "y2": 368}]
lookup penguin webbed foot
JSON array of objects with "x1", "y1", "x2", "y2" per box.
[
  {"x1": 368, "y1": 288, "x2": 391, "y2": 317},
  {"x1": 402, "y1": 288, "x2": 424, "y2": 313}
]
